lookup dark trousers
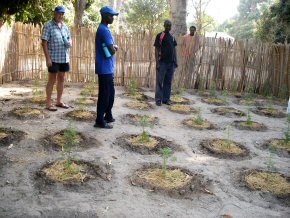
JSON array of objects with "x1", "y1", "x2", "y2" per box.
[
  {"x1": 155, "y1": 62, "x2": 175, "y2": 103},
  {"x1": 96, "y1": 74, "x2": 115, "y2": 125}
]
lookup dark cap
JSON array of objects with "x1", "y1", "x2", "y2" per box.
[
  {"x1": 100, "y1": 6, "x2": 119, "y2": 15},
  {"x1": 54, "y1": 6, "x2": 66, "y2": 13}
]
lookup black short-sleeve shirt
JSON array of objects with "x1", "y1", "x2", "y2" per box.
[{"x1": 154, "y1": 32, "x2": 177, "y2": 63}]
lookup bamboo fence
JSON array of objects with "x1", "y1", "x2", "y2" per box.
[{"x1": 0, "y1": 22, "x2": 289, "y2": 98}]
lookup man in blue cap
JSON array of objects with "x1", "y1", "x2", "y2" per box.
[
  {"x1": 94, "y1": 6, "x2": 119, "y2": 129},
  {"x1": 41, "y1": 6, "x2": 71, "y2": 111}
]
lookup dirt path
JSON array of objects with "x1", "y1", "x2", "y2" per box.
[{"x1": 0, "y1": 81, "x2": 289, "y2": 218}]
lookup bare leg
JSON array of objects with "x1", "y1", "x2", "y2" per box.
[
  {"x1": 56, "y1": 72, "x2": 65, "y2": 105},
  {"x1": 46, "y1": 73, "x2": 57, "y2": 107}
]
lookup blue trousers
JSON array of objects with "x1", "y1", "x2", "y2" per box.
[
  {"x1": 96, "y1": 74, "x2": 115, "y2": 125},
  {"x1": 155, "y1": 62, "x2": 175, "y2": 103}
]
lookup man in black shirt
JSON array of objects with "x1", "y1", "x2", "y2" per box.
[{"x1": 154, "y1": 20, "x2": 177, "y2": 106}]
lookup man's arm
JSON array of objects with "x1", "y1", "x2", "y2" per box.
[
  {"x1": 41, "y1": 40, "x2": 52, "y2": 67},
  {"x1": 155, "y1": 47, "x2": 160, "y2": 70}
]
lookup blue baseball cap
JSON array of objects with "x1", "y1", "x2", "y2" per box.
[
  {"x1": 54, "y1": 6, "x2": 66, "y2": 13},
  {"x1": 100, "y1": 6, "x2": 119, "y2": 15}
]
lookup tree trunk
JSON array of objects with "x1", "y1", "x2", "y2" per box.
[
  {"x1": 73, "y1": 0, "x2": 88, "y2": 27},
  {"x1": 169, "y1": 0, "x2": 187, "y2": 36}
]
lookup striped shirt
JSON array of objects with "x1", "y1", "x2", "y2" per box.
[{"x1": 41, "y1": 20, "x2": 71, "y2": 63}]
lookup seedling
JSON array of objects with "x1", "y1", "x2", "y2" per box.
[
  {"x1": 222, "y1": 89, "x2": 229, "y2": 101},
  {"x1": 209, "y1": 82, "x2": 217, "y2": 97},
  {"x1": 244, "y1": 84, "x2": 254, "y2": 100},
  {"x1": 61, "y1": 124, "x2": 80, "y2": 166},
  {"x1": 172, "y1": 83, "x2": 184, "y2": 95},
  {"x1": 87, "y1": 80, "x2": 97, "y2": 96},
  {"x1": 127, "y1": 78, "x2": 139, "y2": 96},
  {"x1": 283, "y1": 115, "x2": 290, "y2": 145},
  {"x1": 246, "y1": 108, "x2": 252, "y2": 125},
  {"x1": 159, "y1": 147, "x2": 177, "y2": 177},
  {"x1": 32, "y1": 77, "x2": 43, "y2": 96},
  {"x1": 194, "y1": 107, "x2": 204, "y2": 125},
  {"x1": 138, "y1": 115, "x2": 153, "y2": 143},
  {"x1": 222, "y1": 125, "x2": 232, "y2": 149},
  {"x1": 266, "y1": 96, "x2": 274, "y2": 109},
  {"x1": 265, "y1": 155, "x2": 277, "y2": 172}
]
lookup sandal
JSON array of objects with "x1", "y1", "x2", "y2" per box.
[
  {"x1": 46, "y1": 106, "x2": 58, "y2": 111},
  {"x1": 55, "y1": 103, "x2": 69, "y2": 109}
]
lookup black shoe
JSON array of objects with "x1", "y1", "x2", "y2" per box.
[
  {"x1": 156, "y1": 101, "x2": 162, "y2": 106},
  {"x1": 162, "y1": 101, "x2": 172, "y2": 105},
  {"x1": 94, "y1": 122, "x2": 113, "y2": 129},
  {"x1": 105, "y1": 118, "x2": 115, "y2": 123}
]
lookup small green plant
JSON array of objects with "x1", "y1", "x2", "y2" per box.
[
  {"x1": 266, "y1": 96, "x2": 274, "y2": 109},
  {"x1": 172, "y1": 82, "x2": 184, "y2": 95},
  {"x1": 246, "y1": 108, "x2": 252, "y2": 125},
  {"x1": 127, "y1": 78, "x2": 139, "y2": 96},
  {"x1": 209, "y1": 81, "x2": 217, "y2": 97},
  {"x1": 194, "y1": 107, "x2": 204, "y2": 125},
  {"x1": 87, "y1": 80, "x2": 96, "y2": 96},
  {"x1": 244, "y1": 84, "x2": 254, "y2": 99},
  {"x1": 61, "y1": 124, "x2": 80, "y2": 164},
  {"x1": 159, "y1": 147, "x2": 177, "y2": 177},
  {"x1": 138, "y1": 115, "x2": 153, "y2": 143},
  {"x1": 265, "y1": 155, "x2": 277, "y2": 172},
  {"x1": 32, "y1": 77, "x2": 42, "y2": 96},
  {"x1": 222, "y1": 125, "x2": 232, "y2": 149},
  {"x1": 283, "y1": 115, "x2": 290, "y2": 145}
]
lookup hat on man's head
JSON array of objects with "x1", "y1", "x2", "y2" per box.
[
  {"x1": 100, "y1": 6, "x2": 119, "y2": 15},
  {"x1": 54, "y1": 6, "x2": 66, "y2": 13}
]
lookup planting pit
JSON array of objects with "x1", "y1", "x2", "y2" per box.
[
  {"x1": 73, "y1": 97, "x2": 97, "y2": 106},
  {"x1": 115, "y1": 134, "x2": 180, "y2": 155},
  {"x1": 130, "y1": 164, "x2": 212, "y2": 199},
  {"x1": 211, "y1": 107, "x2": 246, "y2": 117},
  {"x1": 252, "y1": 107, "x2": 286, "y2": 118},
  {"x1": 201, "y1": 139, "x2": 249, "y2": 159},
  {"x1": 125, "y1": 101, "x2": 152, "y2": 110},
  {"x1": 122, "y1": 114, "x2": 158, "y2": 126},
  {"x1": 171, "y1": 95, "x2": 191, "y2": 104},
  {"x1": 182, "y1": 118, "x2": 214, "y2": 130},
  {"x1": 66, "y1": 109, "x2": 96, "y2": 122},
  {"x1": 168, "y1": 104, "x2": 196, "y2": 114},
  {"x1": 232, "y1": 120, "x2": 267, "y2": 131},
  {"x1": 0, "y1": 127, "x2": 25, "y2": 146},
  {"x1": 11, "y1": 107, "x2": 48, "y2": 119},
  {"x1": 201, "y1": 97, "x2": 227, "y2": 106},
  {"x1": 243, "y1": 170, "x2": 290, "y2": 202},
  {"x1": 262, "y1": 139, "x2": 290, "y2": 158}
]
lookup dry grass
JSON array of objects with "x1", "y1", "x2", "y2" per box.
[
  {"x1": 239, "y1": 99, "x2": 256, "y2": 105},
  {"x1": 270, "y1": 139, "x2": 290, "y2": 150},
  {"x1": 31, "y1": 96, "x2": 46, "y2": 104},
  {"x1": 240, "y1": 121, "x2": 263, "y2": 128},
  {"x1": 128, "y1": 135, "x2": 158, "y2": 149},
  {"x1": 131, "y1": 114, "x2": 156, "y2": 123},
  {"x1": 69, "y1": 110, "x2": 94, "y2": 119},
  {"x1": 170, "y1": 104, "x2": 191, "y2": 113},
  {"x1": 42, "y1": 160, "x2": 91, "y2": 183},
  {"x1": 52, "y1": 133, "x2": 82, "y2": 148},
  {"x1": 245, "y1": 171, "x2": 290, "y2": 195},
  {"x1": 14, "y1": 107, "x2": 42, "y2": 116},
  {"x1": 185, "y1": 118, "x2": 212, "y2": 129},
  {"x1": 210, "y1": 139, "x2": 244, "y2": 155},
  {"x1": 204, "y1": 97, "x2": 226, "y2": 105},
  {"x1": 216, "y1": 107, "x2": 245, "y2": 115},
  {"x1": 75, "y1": 98, "x2": 96, "y2": 105},
  {"x1": 171, "y1": 95, "x2": 188, "y2": 104},
  {"x1": 126, "y1": 101, "x2": 149, "y2": 110},
  {"x1": 0, "y1": 132, "x2": 8, "y2": 139},
  {"x1": 260, "y1": 108, "x2": 279, "y2": 115},
  {"x1": 136, "y1": 168, "x2": 192, "y2": 190},
  {"x1": 124, "y1": 92, "x2": 143, "y2": 100}
]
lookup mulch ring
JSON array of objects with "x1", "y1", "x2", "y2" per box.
[
  {"x1": 200, "y1": 139, "x2": 249, "y2": 159},
  {"x1": 234, "y1": 98, "x2": 263, "y2": 106},
  {"x1": 125, "y1": 101, "x2": 153, "y2": 110},
  {"x1": 43, "y1": 130, "x2": 100, "y2": 151},
  {"x1": 210, "y1": 107, "x2": 246, "y2": 117},
  {"x1": 130, "y1": 164, "x2": 213, "y2": 199},
  {"x1": 170, "y1": 95, "x2": 191, "y2": 105},
  {"x1": 182, "y1": 118, "x2": 214, "y2": 130},
  {"x1": 168, "y1": 104, "x2": 196, "y2": 114},
  {"x1": 0, "y1": 127, "x2": 26, "y2": 146},
  {"x1": 251, "y1": 107, "x2": 286, "y2": 118},
  {"x1": 241, "y1": 169, "x2": 290, "y2": 205},
  {"x1": 66, "y1": 109, "x2": 96, "y2": 122},
  {"x1": 232, "y1": 120, "x2": 267, "y2": 131},
  {"x1": 201, "y1": 97, "x2": 227, "y2": 106},
  {"x1": 72, "y1": 97, "x2": 97, "y2": 106},
  {"x1": 122, "y1": 114, "x2": 159, "y2": 126},
  {"x1": 115, "y1": 134, "x2": 181, "y2": 155},
  {"x1": 261, "y1": 138, "x2": 290, "y2": 158},
  {"x1": 122, "y1": 92, "x2": 153, "y2": 101},
  {"x1": 36, "y1": 159, "x2": 112, "y2": 186},
  {"x1": 10, "y1": 107, "x2": 48, "y2": 119},
  {"x1": 28, "y1": 96, "x2": 46, "y2": 105}
]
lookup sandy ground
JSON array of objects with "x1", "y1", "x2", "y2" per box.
[{"x1": 0, "y1": 81, "x2": 289, "y2": 218}]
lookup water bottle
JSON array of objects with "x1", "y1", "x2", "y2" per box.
[
  {"x1": 102, "y1": 43, "x2": 111, "y2": 58},
  {"x1": 287, "y1": 97, "x2": 290, "y2": 114}
]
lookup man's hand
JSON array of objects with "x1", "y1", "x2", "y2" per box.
[
  {"x1": 113, "y1": 44, "x2": 118, "y2": 51},
  {"x1": 46, "y1": 58, "x2": 52, "y2": 68},
  {"x1": 156, "y1": 62, "x2": 160, "y2": 71}
]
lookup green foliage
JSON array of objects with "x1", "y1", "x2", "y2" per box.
[
  {"x1": 171, "y1": 83, "x2": 184, "y2": 95},
  {"x1": 61, "y1": 124, "x2": 79, "y2": 161},
  {"x1": 246, "y1": 108, "x2": 253, "y2": 125},
  {"x1": 265, "y1": 155, "x2": 277, "y2": 172},
  {"x1": 124, "y1": 0, "x2": 169, "y2": 34},
  {"x1": 261, "y1": 78, "x2": 272, "y2": 97},
  {"x1": 32, "y1": 77, "x2": 42, "y2": 96},
  {"x1": 194, "y1": 107, "x2": 204, "y2": 125},
  {"x1": 127, "y1": 78, "x2": 139, "y2": 96},
  {"x1": 159, "y1": 147, "x2": 176, "y2": 177},
  {"x1": 138, "y1": 115, "x2": 153, "y2": 143},
  {"x1": 222, "y1": 125, "x2": 232, "y2": 149},
  {"x1": 283, "y1": 115, "x2": 290, "y2": 145}
]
